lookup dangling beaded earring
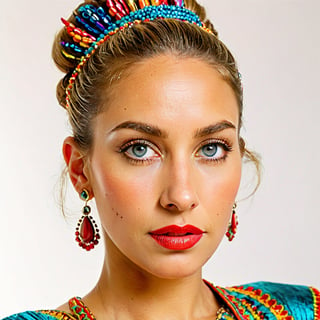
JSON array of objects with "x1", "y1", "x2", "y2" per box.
[
  {"x1": 75, "y1": 189, "x2": 100, "y2": 251},
  {"x1": 226, "y1": 204, "x2": 238, "y2": 241}
]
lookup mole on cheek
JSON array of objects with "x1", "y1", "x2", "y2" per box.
[{"x1": 112, "y1": 207, "x2": 120, "y2": 217}]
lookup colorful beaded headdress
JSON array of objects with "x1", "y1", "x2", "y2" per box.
[{"x1": 60, "y1": 0, "x2": 212, "y2": 109}]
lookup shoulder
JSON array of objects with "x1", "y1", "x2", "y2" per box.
[{"x1": 216, "y1": 281, "x2": 320, "y2": 320}]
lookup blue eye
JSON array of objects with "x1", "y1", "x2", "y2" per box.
[
  {"x1": 201, "y1": 144, "x2": 218, "y2": 157},
  {"x1": 196, "y1": 140, "x2": 232, "y2": 162},
  {"x1": 131, "y1": 144, "x2": 148, "y2": 157},
  {"x1": 120, "y1": 140, "x2": 160, "y2": 163}
]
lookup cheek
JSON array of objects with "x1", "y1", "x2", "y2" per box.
[
  {"x1": 217, "y1": 163, "x2": 241, "y2": 200},
  {"x1": 199, "y1": 158, "x2": 242, "y2": 228},
  {"x1": 90, "y1": 161, "x2": 159, "y2": 225},
  {"x1": 201, "y1": 158, "x2": 242, "y2": 201},
  {"x1": 91, "y1": 164, "x2": 163, "y2": 254}
]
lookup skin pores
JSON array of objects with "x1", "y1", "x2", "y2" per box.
[{"x1": 85, "y1": 54, "x2": 242, "y2": 280}]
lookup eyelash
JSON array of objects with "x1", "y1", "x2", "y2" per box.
[{"x1": 118, "y1": 138, "x2": 233, "y2": 165}]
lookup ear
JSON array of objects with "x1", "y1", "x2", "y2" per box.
[{"x1": 63, "y1": 136, "x2": 91, "y2": 196}]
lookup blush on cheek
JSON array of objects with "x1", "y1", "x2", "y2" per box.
[
  {"x1": 94, "y1": 171, "x2": 150, "y2": 228},
  {"x1": 210, "y1": 177, "x2": 241, "y2": 203},
  {"x1": 220, "y1": 164, "x2": 242, "y2": 199}
]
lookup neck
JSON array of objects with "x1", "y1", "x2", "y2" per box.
[{"x1": 83, "y1": 239, "x2": 219, "y2": 320}]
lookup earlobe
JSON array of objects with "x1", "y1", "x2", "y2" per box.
[{"x1": 63, "y1": 136, "x2": 90, "y2": 194}]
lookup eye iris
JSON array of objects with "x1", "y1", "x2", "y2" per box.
[
  {"x1": 132, "y1": 145, "x2": 148, "y2": 157},
  {"x1": 202, "y1": 144, "x2": 217, "y2": 157}
]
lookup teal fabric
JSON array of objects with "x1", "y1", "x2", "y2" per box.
[
  {"x1": 2, "y1": 312, "x2": 56, "y2": 320},
  {"x1": 2, "y1": 282, "x2": 318, "y2": 320},
  {"x1": 223, "y1": 281, "x2": 316, "y2": 319}
]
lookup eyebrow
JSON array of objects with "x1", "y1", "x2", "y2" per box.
[
  {"x1": 194, "y1": 121, "x2": 236, "y2": 138},
  {"x1": 110, "y1": 121, "x2": 167, "y2": 138},
  {"x1": 110, "y1": 120, "x2": 236, "y2": 138}
]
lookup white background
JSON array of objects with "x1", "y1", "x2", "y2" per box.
[{"x1": 1, "y1": 0, "x2": 319, "y2": 317}]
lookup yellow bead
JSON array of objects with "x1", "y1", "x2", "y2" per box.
[
  {"x1": 74, "y1": 34, "x2": 82, "y2": 42},
  {"x1": 127, "y1": 0, "x2": 138, "y2": 11}
]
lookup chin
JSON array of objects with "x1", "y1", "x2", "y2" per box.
[{"x1": 141, "y1": 251, "x2": 213, "y2": 280}]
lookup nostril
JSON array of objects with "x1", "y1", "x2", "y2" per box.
[
  {"x1": 160, "y1": 189, "x2": 200, "y2": 212},
  {"x1": 165, "y1": 202, "x2": 197, "y2": 210}
]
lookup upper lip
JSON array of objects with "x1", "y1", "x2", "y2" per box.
[{"x1": 149, "y1": 224, "x2": 204, "y2": 236}]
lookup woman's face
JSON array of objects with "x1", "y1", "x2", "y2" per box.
[{"x1": 85, "y1": 54, "x2": 242, "y2": 279}]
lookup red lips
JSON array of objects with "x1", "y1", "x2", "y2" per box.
[{"x1": 149, "y1": 225, "x2": 204, "y2": 250}]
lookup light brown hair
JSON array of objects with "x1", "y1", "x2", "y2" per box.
[{"x1": 52, "y1": 0, "x2": 260, "y2": 188}]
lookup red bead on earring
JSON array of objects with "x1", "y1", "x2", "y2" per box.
[
  {"x1": 75, "y1": 189, "x2": 100, "y2": 251},
  {"x1": 226, "y1": 204, "x2": 238, "y2": 241}
]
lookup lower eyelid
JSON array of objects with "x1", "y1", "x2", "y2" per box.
[
  {"x1": 118, "y1": 154, "x2": 156, "y2": 166},
  {"x1": 199, "y1": 156, "x2": 228, "y2": 164}
]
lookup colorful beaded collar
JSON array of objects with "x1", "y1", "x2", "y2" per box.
[{"x1": 60, "y1": 1, "x2": 212, "y2": 109}]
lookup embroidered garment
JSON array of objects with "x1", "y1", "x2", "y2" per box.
[{"x1": 3, "y1": 282, "x2": 320, "y2": 320}]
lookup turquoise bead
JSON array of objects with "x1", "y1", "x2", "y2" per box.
[
  {"x1": 80, "y1": 5, "x2": 204, "y2": 56},
  {"x1": 80, "y1": 190, "x2": 89, "y2": 201},
  {"x1": 83, "y1": 205, "x2": 91, "y2": 215}
]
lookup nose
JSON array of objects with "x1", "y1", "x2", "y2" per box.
[{"x1": 159, "y1": 161, "x2": 199, "y2": 212}]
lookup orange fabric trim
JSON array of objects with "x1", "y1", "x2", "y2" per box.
[
  {"x1": 227, "y1": 286, "x2": 294, "y2": 320},
  {"x1": 68, "y1": 297, "x2": 96, "y2": 320},
  {"x1": 238, "y1": 298, "x2": 265, "y2": 319},
  {"x1": 38, "y1": 310, "x2": 77, "y2": 320},
  {"x1": 311, "y1": 287, "x2": 320, "y2": 320},
  {"x1": 203, "y1": 280, "x2": 246, "y2": 319},
  {"x1": 38, "y1": 297, "x2": 96, "y2": 320}
]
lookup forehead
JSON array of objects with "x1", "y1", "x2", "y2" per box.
[{"x1": 99, "y1": 54, "x2": 239, "y2": 133}]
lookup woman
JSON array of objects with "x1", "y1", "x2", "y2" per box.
[{"x1": 4, "y1": 0, "x2": 319, "y2": 319}]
